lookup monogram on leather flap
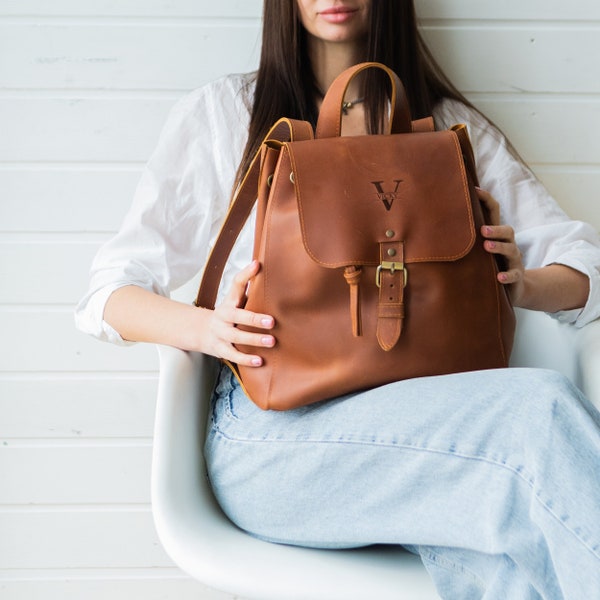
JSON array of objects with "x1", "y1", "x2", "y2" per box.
[{"x1": 286, "y1": 131, "x2": 476, "y2": 267}]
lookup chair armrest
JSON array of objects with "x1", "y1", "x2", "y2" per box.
[
  {"x1": 151, "y1": 346, "x2": 222, "y2": 551},
  {"x1": 510, "y1": 309, "x2": 600, "y2": 410},
  {"x1": 577, "y1": 320, "x2": 600, "y2": 410}
]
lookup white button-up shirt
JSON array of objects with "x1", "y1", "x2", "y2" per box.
[{"x1": 75, "y1": 73, "x2": 600, "y2": 344}]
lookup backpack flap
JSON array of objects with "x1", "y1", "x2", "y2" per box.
[{"x1": 285, "y1": 129, "x2": 477, "y2": 350}]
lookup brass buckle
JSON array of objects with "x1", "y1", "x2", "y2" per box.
[{"x1": 375, "y1": 261, "x2": 407, "y2": 288}]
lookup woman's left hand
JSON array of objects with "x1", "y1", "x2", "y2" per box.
[{"x1": 476, "y1": 187, "x2": 526, "y2": 305}]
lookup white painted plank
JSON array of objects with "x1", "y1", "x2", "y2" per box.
[
  {"x1": 0, "y1": 445, "x2": 151, "y2": 504},
  {"x1": 532, "y1": 167, "x2": 600, "y2": 229},
  {"x1": 421, "y1": 26, "x2": 600, "y2": 94},
  {"x1": 0, "y1": 510, "x2": 171, "y2": 568},
  {"x1": 0, "y1": 23, "x2": 261, "y2": 91},
  {"x1": 3, "y1": 23, "x2": 599, "y2": 93},
  {"x1": 0, "y1": 0, "x2": 262, "y2": 18},
  {"x1": 1, "y1": 0, "x2": 598, "y2": 20},
  {"x1": 1, "y1": 97, "x2": 175, "y2": 163},
  {"x1": 0, "y1": 379, "x2": 157, "y2": 438},
  {"x1": 0, "y1": 311, "x2": 158, "y2": 372},
  {"x1": 0, "y1": 577, "x2": 232, "y2": 600},
  {"x1": 3, "y1": 97, "x2": 599, "y2": 164},
  {"x1": 0, "y1": 168, "x2": 140, "y2": 233},
  {"x1": 0, "y1": 241, "x2": 104, "y2": 305},
  {"x1": 416, "y1": 0, "x2": 600, "y2": 21},
  {"x1": 0, "y1": 241, "x2": 200, "y2": 305},
  {"x1": 468, "y1": 96, "x2": 600, "y2": 166}
]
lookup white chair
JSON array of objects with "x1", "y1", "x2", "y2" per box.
[{"x1": 151, "y1": 308, "x2": 600, "y2": 600}]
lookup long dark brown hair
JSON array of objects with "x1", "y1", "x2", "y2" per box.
[{"x1": 237, "y1": 0, "x2": 474, "y2": 182}]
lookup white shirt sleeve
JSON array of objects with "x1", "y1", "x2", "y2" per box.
[
  {"x1": 435, "y1": 99, "x2": 600, "y2": 327},
  {"x1": 74, "y1": 74, "x2": 253, "y2": 343}
]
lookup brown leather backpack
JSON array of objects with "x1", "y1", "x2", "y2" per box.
[{"x1": 196, "y1": 62, "x2": 515, "y2": 410}]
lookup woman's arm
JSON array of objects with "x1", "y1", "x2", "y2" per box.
[
  {"x1": 103, "y1": 261, "x2": 275, "y2": 367},
  {"x1": 511, "y1": 265, "x2": 589, "y2": 313},
  {"x1": 478, "y1": 188, "x2": 590, "y2": 313}
]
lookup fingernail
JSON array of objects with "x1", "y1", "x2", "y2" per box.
[
  {"x1": 251, "y1": 357, "x2": 262, "y2": 366},
  {"x1": 261, "y1": 336, "x2": 274, "y2": 346},
  {"x1": 499, "y1": 273, "x2": 508, "y2": 282},
  {"x1": 261, "y1": 317, "x2": 273, "y2": 327}
]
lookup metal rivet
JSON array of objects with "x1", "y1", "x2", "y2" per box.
[
  {"x1": 387, "y1": 248, "x2": 397, "y2": 257},
  {"x1": 267, "y1": 174, "x2": 273, "y2": 187},
  {"x1": 385, "y1": 230, "x2": 395, "y2": 238},
  {"x1": 290, "y1": 172, "x2": 295, "y2": 184}
]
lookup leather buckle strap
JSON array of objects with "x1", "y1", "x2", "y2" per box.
[{"x1": 376, "y1": 241, "x2": 406, "y2": 351}]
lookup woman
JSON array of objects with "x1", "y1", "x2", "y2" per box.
[{"x1": 76, "y1": 1, "x2": 600, "y2": 598}]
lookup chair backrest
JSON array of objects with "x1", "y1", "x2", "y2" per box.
[{"x1": 510, "y1": 308, "x2": 580, "y2": 383}]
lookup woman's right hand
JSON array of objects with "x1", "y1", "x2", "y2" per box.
[
  {"x1": 204, "y1": 260, "x2": 275, "y2": 367},
  {"x1": 103, "y1": 261, "x2": 275, "y2": 364}
]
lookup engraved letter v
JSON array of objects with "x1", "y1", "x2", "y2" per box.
[{"x1": 371, "y1": 180, "x2": 403, "y2": 211}]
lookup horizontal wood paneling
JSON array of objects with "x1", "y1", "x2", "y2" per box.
[
  {"x1": 421, "y1": 26, "x2": 600, "y2": 94},
  {"x1": 0, "y1": 240, "x2": 105, "y2": 304},
  {"x1": 2, "y1": 23, "x2": 597, "y2": 93},
  {"x1": 0, "y1": 576, "x2": 230, "y2": 600},
  {"x1": 0, "y1": 510, "x2": 169, "y2": 568},
  {"x1": 469, "y1": 96, "x2": 600, "y2": 165},
  {"x1": 0, "y1": 240, "x2": 202, "y2": 305},
  {"x1": 1, "y1": 97, "x2": 174, "y2": 162},
  {"x1": 0, "y1": 379, "x2": 156, "y2": 438},
  {"x1": 2, "y1": 0, "x2": 599, "y2": 20},
  {"x1": 0, "y1": 311, "x2": 157, "y2": 372},
  {"x1": 416, "y1": 0, "x2": 600, "y2": 21},
  {"x1": 0, "y1": 0, "x2": 262, "y2": 18},
  {"x1": 0, "y1": 445, "x2": 151, "y2": 504},
  {"x1": 0, "y1": 23, "x2": 261, "y2": 91},
  {"x1": 531, "y1": 167, "x2": 600, "y2": 228},
  {"x1": 0, "y1": 168, "x2": 141, "y2": 233}
]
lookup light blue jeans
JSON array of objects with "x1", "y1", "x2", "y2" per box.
[{"x1": 204, "y1": 365, "x2": 600, "y2": 600}]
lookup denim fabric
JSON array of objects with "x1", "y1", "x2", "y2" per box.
[{"x1": 204, "y1": 365, "x2": 600, "y2": 600}]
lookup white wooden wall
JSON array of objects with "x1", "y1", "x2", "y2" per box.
[{"x1": 1, "y1": 1, "x2": 598, "y2": 599}]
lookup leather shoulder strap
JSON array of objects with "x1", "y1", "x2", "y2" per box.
[
  {"x1": 451, "y1": 124, "x2": 480, "y2": 187},
  {"x1": 194, "y1": 118, "x2": 313, "y2": 309}
]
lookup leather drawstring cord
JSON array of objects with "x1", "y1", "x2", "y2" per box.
[{"x1": 344, "y1": 266, "x2": 363, "y2": 337}]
